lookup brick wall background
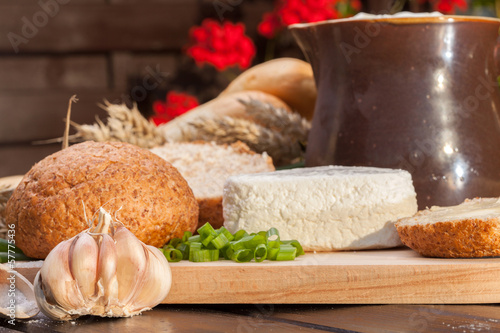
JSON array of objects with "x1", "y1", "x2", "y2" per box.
[
  {"x1": 0, "y1": 0, "x2": 290, "y2": 176},
  {"x1": 0, "y1": 0, "x2": 431, "y2": 177}
]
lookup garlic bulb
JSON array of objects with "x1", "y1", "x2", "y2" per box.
[{"x1": 34, "y1": 208, "x2": 172, "y2": 321}]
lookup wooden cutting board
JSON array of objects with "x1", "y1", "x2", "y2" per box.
[{"x1": 12, "y1": 248, "x2": 500, "y2": 304}]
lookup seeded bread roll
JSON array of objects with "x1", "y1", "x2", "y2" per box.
[
  {"x1": 150, "y1": 141, "x2": 275, "y2": 229},
  {"x1": 396, "y1": 197, "x2": 500, "y2": 258},
  {"x1": 5, "y1": 141, "x2": 199, "y2": 259}
]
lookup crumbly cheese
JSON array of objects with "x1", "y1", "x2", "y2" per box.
[{"x1": 222, "y1": 165, "x2": 418, "y2": 251}]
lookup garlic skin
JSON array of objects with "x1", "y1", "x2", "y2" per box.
[{"x1": 34, "y1": 208, "x2": 172, "y2": 321}]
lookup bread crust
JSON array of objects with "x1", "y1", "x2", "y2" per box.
[
  {"x1": 5, "y1": 141, "x2": 199, "y2": 259},
  {"x1": 225, "y1": 141, "x2": 274, "y2": 169},
  {"x1": 197, "y1": 196, "x2": 223, "y2": 229},
  {"x1": 220, "y1": 58, "x2": 317, "y2": 120},
  {"x1": 396, "y1": 217, "x2": 500, "y2": 258},
  {"x1": 187, "y1": 141, "x2": 274, "y2": 229}
]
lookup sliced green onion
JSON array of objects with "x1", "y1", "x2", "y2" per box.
[
  {"x1": 217, "y1": 227, "x2": 235, "y2": 242},
  {"x1": 242, "y1": 234, "x2": 266, "y2": 249},
  {"x1": 209, "y1": 249, "x2": 220, "y2": 261},
  {"x1": 267, "y1": 246, "x2": 280, "y2": 260},
  {"x1": 187, "y1": 235, "x2": 201, "y2": 243},
  {"x1": 176, "y1": 242, "x2": 190, "y2": 260},
  {"x1": 181, "y1": 231, "x2": 193, "y2": 242},
  {"x1": 0, "y1": 239, "x2": 27, "y2": 254},
  {"x1": 211, "y1": 232, "x2": 230, "y2": 249},
  {"x1": 168, "y1": 238, "x2": 182, "y2": 249},
  {"x1": 197, "y1": 222, "x2": 216, "y2": 239},
  {"x1": 254, "y1": 243, "x2": 267, "y2": 262},
  {"x1": 276, "y1": 245, "x2": 297, "y2": 261},
  {"x1": 189, "y1": 242, "x2": 202, "y2": 261},
  {"x1": 266, "y1": 228, "x2": 280, "y2": 248},
  {"x1": 201, "y1": 234, "x2": 215, "y2": 247},
  {"x1": 190, "y1": 249, "x2": 219, "y2": 262},
  {"x1": 0, "y1": 238, "x2": 10, "y2": 252},
  {"x1": 222, "y1": 245, "x2": 234, "y2": 260},
  {"x1": 205, "y1": 242, "x2": 217, "y2": 250},
  {"x1": 232, "y1": 249, "x2": 253, "y2": 263},
  {"x1": 159, "y1": 225, "x2": 304, "y2": 263},
  {"x1": 219, "y1": 248, "x2": 228, "y2": 260},
  {"x1": 163, "y1": 248, "x2": 183, "y2": 262},
  {"x1": 281, "y1": 240, "x2": 305, "y2": 256},
  {"x1": 233, "y1": 229, "x2": 248, "y2": 241},
  {"x1": 231, "y1": 236, "x2": 252, "y2": 251}
]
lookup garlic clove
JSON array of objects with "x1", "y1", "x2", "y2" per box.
[
  {"x1": 33, "y1": 272, "x2": 74, "y2": 321},
  {"x1": 71, "y1": 233, "x2": 98, "y2": 300},
  {"x1": 113, "y1": 225, "x2": 147, "y2": 306},
  {"x1": 39, "y1": 237, "x2": 85, "y2": 311},
  {"x1": 130, "y1": 245, "x2": 172, "y2": 311},
  {"x1": 96, "y1": 234, "x2": 119, "y2": 309}
]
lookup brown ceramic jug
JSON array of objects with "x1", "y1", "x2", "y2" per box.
[{"x1": 290, "y1": 15, "x2": 500, "y2": 209}]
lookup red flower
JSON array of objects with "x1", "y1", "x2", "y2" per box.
[
  {"x1": 432, "y1": 0, "x2": 468, "y2": 14},
  {"x1": 258, "y1": 0, "x2": 361, "y2": 39},
  {"x1": 258, "y1": 12, "x2": 282, "y2": 39},
  {"x1": 186, "y1": 19, "x2": 256, "y2": 71},
  {"x1": 151, "y1": 91, "x2": 199, "y2": 126}
]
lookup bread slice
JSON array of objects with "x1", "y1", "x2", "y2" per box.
[
  {"x1": 150, "y1": 141, "x2": 275, "y2": 229},
  {"x1": 395, "y1": 197, "x2": 500, "y2": 258}
]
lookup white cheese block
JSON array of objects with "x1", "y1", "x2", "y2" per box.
[{"x1": 222, "y1": 165, "x2": 418, "y2": 251}]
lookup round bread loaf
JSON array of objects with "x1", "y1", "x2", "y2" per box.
[{"x1": 5, "y1": 141, "x2": 199, "y2": 259}]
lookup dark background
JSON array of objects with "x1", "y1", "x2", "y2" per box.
[{"x1": 0, "y1": 0, "x2": 493, "y2": 177}]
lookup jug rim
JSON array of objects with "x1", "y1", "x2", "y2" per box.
[{"x1": 288, "y1": 14, "x2": 500, "y2": 29}]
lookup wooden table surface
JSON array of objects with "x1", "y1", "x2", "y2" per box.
[{"x1": 2, "y1": 303, "x2": 500, "y2": 332}]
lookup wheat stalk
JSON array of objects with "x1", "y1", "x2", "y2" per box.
[
  {"x1": 41, "y1": 101, "x2": 166, "y2": 149},
  {"x1": 238, "y1": 98, "x2": 311, "y2": 139},
  {"x1": 35, "y1": 101, "x2": 166, "y2": 148},
  {"x1": 72, "y1": 101, "x2": 166, "y2": 148},
  {"x1": 37, "y1": 99, "x2": 310, "y2": 165},
  {"x1": 184, "y1": 100, "x2": 311, "y2": 166}
]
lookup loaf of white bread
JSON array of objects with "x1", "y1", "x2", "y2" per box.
[
  {"x1": 396, "y1": 197, "x2": 500, "y2": 258},
  {"x1": 150, "y1": 141, "x2": 275, "y2": 228},
  {"x1": 223, "y1": 165, "x2": 418, "y2": 251}
]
